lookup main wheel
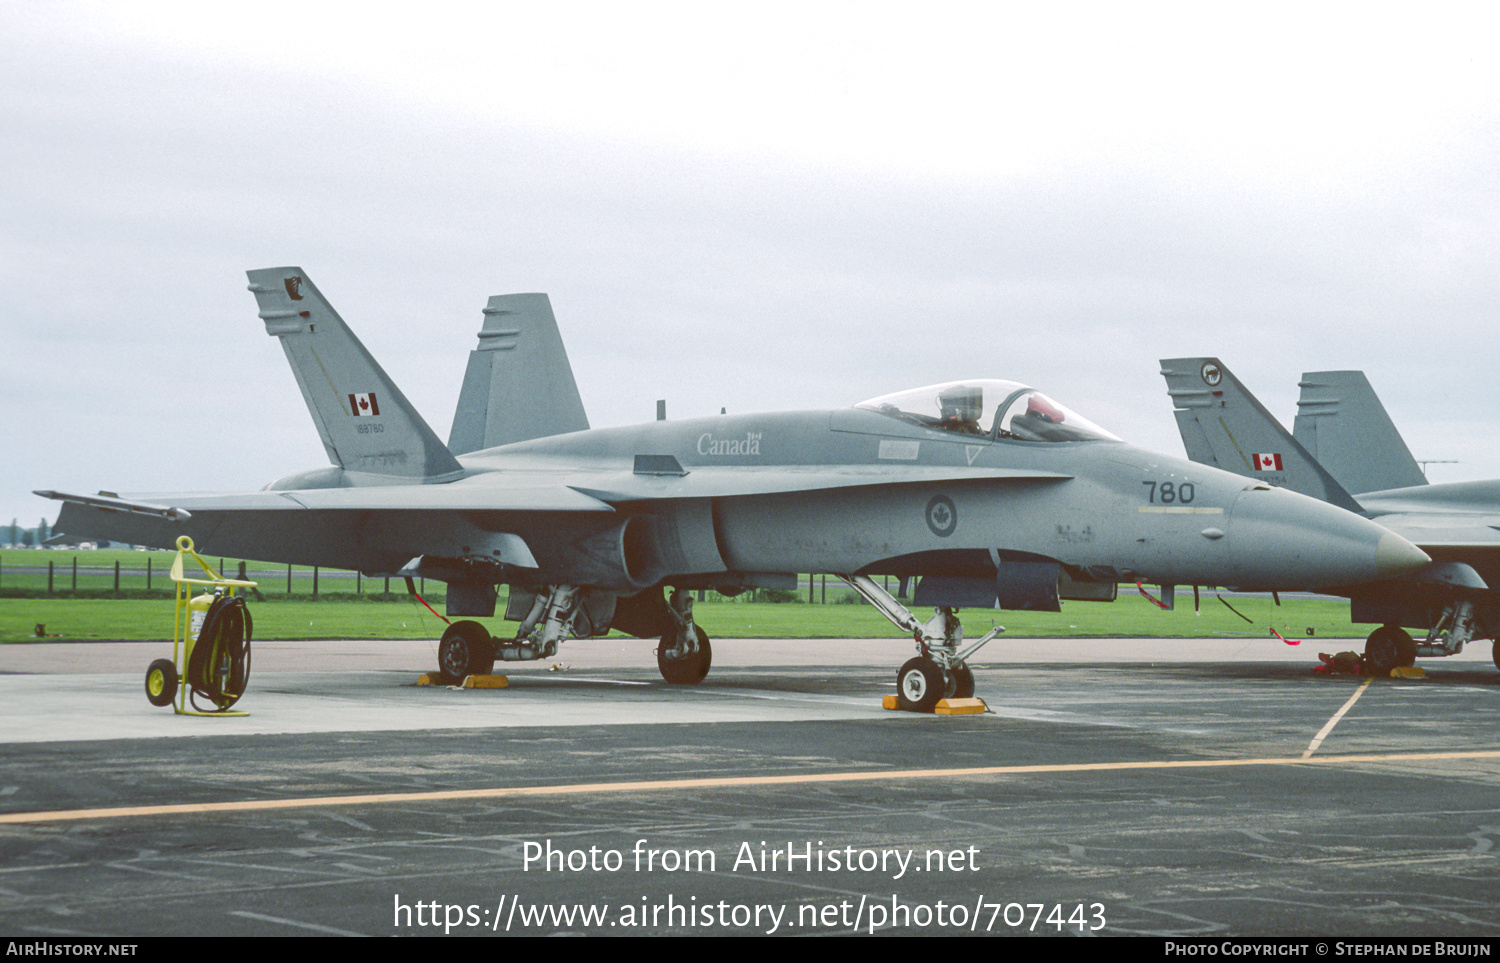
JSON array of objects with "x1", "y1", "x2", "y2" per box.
[
  {"x1": 145, "y1": 658, "x2": 177, "y2": 707},
  {"x1": 896, "y1": 657, "x2": 945, "y2": 712},
  {"x1": 658, "y1": 626, "x2": 711, "y2": 684},
  {"x1": 950, "y1": 662, "x2": 975, "y2": 699},
  {"x1": 1365, "y1": 625, "x2": 1416, "y2": 674},
  {"x1": 438, "y1": 620, "x2": 495, "y2": 681},
  {"x1": 1494, "y1": 641, "x2": 1500, "y2": 672}
]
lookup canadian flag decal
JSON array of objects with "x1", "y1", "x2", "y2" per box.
[
  {"x1": 1253, "y1": 453, "x2": 1282, "y2": 471},
  {"x1": 349, "y1": 393, "x2": 379, "y2": 417}
]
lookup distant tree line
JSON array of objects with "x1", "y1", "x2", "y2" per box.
[{"x1": 4, "y1": 517, "x2": 56, "y2": 548}]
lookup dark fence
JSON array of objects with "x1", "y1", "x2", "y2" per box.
[{"x1": 0, "y1": 552, "x2": 901, "y2": 603}]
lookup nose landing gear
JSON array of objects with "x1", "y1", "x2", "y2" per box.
[{"x1": 840, "y1": 574, "x2": 995, "y2": 712}]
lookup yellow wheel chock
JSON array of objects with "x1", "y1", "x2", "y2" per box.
[{"x1": 883, "y1": 694, "x2": 988, "y2": 714}]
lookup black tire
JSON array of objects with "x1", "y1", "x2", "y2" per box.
[
  {"x1": 1493, "y1": 641, "x2": 1500, "y2": 673},
  {"x1": 145, "y1": 658, "x2": 177, "y2": 708},
  {"x1": 657, "y1": 626, "x2": 711, "y2": 684},
  {"x1": 438, "y1": 620, "x2": 495, "y2": 681},
  {"x1": 896, "y1": 657, "x2": 944, "y2": 712},
  {"x1": 950, "y1": 663, "x2": 975, "y2": 700},
  {"x1": 1365, "y1": 625, "x2": 1416, "y2": 674}
]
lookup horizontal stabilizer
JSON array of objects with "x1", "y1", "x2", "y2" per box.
[
  {"x1": 246, "y1": 267, "x2": 463, "y2": 480},
  {"x1": 34, "y1": 490, "x2": 192, "y2": 521}
]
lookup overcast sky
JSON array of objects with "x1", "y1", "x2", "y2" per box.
[{"x1": 6, "y1": 3, "x2": 1500, "y2": 529}]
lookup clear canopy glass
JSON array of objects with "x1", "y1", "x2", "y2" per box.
[{"x1": 855, "y1": 379, "x2": 1120, "y2": 443}]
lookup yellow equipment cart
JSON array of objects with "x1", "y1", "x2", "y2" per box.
[{"x1": 144, "y1": 536, "x2": 257, "y2": 716}]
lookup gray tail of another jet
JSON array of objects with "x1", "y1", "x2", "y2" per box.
[
  {"x1": 447, "y1": 293, "x2": 589, "y2": 455},
  {"x1": 246, "y1": 267, "x2": 463, "y2": 481},
  {"x1": 1159, "y1": 357, "x2": 1363, "y2": 513},
  {"x1": 1293, "y1": 370, "x2": 1427, "y2": 494}
]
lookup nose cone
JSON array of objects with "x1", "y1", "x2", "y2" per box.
[
  {"x1": 1374, "y1": 531, "x2": 1432, "y2": 578},
  {"x1": 1228, "y1": 486, "x2": 1430, "y2": 588}
]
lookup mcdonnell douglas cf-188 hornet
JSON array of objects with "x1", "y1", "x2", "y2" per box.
[
  {"x1": 1162, "y1": 357, "x2": 1500, "y2": 674},
  {"x1": 38, "y1": 270, "x2": 1431, "y2": 710}
]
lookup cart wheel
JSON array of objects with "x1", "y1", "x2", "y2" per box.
[{"x1": 145, "y1": 659, "x2": 178, "y2": 707}]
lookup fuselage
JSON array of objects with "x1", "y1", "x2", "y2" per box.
[
  {"x1": 51, "y1": 396, "x2": 1430, "y2": 598},
  {"x1": 449, "y1": 405, "x2": 1425, "y2": 593}
]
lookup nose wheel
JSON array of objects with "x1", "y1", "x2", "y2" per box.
[
  {"x1": 950, "y1": 662, "x2": 975, "y2": 699},
  {"x1": 897, "y1": 657, "x2": 944, "y2": 711},
  {"x1": 896, "y1": 657, "x2": 976, "y2": 711}
]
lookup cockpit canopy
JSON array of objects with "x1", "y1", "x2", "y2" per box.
[{"x1": 855, "y1": 379, "x2": 1120, "y2": 443}]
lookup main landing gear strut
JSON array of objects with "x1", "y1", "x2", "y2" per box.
[
  {"x1": 437, "y1": 584, "x2": 582, "y2": 682},
  {"x1": 433, "y1": 584, "x2": 712, "y2": 686},
  {"x1": 657, "y1": 588, "x2": 711, "y2": 684},
  {"x1": 838, "y1": 574, "x2": 1001, "y2": 712},
  {"x1": 1364, "y1": 600, "x2": 1485, "y2": 674}
]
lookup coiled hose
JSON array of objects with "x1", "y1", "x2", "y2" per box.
[{"x1": 187, "y1": 595, "x2": 253, "y2": 711}]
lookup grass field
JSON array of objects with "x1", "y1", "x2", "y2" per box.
[
  {"x1": 0, "y1": 591, "x2": 1366, "y2": 643},
  {"x1": 0, "y1": 548, "x2": 1373, "y2": 643}
]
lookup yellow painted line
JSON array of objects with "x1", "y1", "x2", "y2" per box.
[
  {"x1": 3, "y1": 750, "x2": 1498, "y2": 825},
  {"x1": 1303, "y1": 676, "x2": 1374, "y2": 759}
]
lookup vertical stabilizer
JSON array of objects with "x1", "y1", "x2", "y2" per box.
[
  {"x1": 1294, "y1": 370, "x2": 1427, "y2": 493},
  {"x1": 246, "y1": 267, "x2": 463, "y2": 480},
  {"x1": 1159, "y1": 357, "x2": 1362, "y2": 513},
  {"x1": 448, "y1": 293, "x2": 589, "y2": 455}
]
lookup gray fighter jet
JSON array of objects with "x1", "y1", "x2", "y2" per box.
[
  {"x1": 34, "y1": 270, "x2": 1430, "y2": 710},
  {"x1": 1161, "y1": 357, "x2": 1500, "y2": 673}
]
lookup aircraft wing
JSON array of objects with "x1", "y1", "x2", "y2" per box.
[
  {"x1": 43, "y1": 464, "x2": 1069, "y2": 518},
  {"x1": 1357, "y1": 479, "x2": 1500, "y2": 516},
  {"x1": 43, "y1": 465, "x2": 1072, "y2": 572},
  {"x1": 1351, "y1": 481, "x2": 1500, "y2": 554},
  {"x1": 566, "y1": 465, "x2": 1073, "y2": 501},
  {"x1": 41, "y1": 480, "x2": 614, "y2": 516},
  {"x1": 39, "y1": 480, "x2": 615, "y2": 573},
  {"x1": 1365, "y1": 513, "x2": 1500, "y2": 549}
]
